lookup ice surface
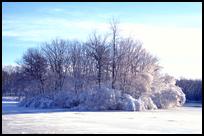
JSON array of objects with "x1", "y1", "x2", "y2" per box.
[{"x1": 2, "y1": 100, "x2": 202, "y2": 134}]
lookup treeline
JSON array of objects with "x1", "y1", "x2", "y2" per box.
[
  {"x1": 2, "y1": 66, "x2": 25, "y2": 97},
  {"x1": 176, "y1": 79, "x2": 202, "y2": 102}
]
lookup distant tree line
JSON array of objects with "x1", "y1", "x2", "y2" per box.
[
  {"x1": 176, "y1": 79, "x2": 202, "y2": 102},
  {"x1": 2, "y1": 66, "x2": 26, "y2": 97}
]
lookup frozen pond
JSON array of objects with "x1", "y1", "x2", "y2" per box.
[{"x1": 2, "y1": 100, "x2": 202, "y2": 134}]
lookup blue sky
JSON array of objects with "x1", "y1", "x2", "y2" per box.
[{"x1": 2, "y1": 2, "x2": 202, "y2": 79}]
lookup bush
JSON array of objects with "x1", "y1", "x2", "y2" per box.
[
  {"x1": 138, "y1": 95, "x2": 157, "y2": 110},
  {"x1": 73, "y1": 86, "x2": 120, "y2": 111},
  {"x1": 19, "y1": 85, "x2": 186, "y2": 111},
  {"x1": 19, "y1": 96, "x2": 54, "y2": 108},
  {"x1": 53, "y1": 91, "x2": 79, "y2": 108},
  {"x1": 151, "y1": 86, "x2": 186, "y2": 109}
]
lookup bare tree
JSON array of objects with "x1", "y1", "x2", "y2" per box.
[
  {"x1": 69, "y1": 41, "x2": 85, "y2": 93},
  {"x1": 86, "y1": 33, "x2": 110, "y2": 88},
  {"x1": 110, "y1": 18, "x2": 120, "y2": 89},
  {"x1": 114, "y1": 37, "x2": 161, "y2": 96},
  {"x1": 42, "y1": 39, "x2": 70, "y2": 92},
  {"x1": 20, "y1": 48, "x2": 48, "y2": 95}
]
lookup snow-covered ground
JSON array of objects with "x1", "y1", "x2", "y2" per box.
[{"x1": 2, "y1": 98, "x2": 202, "y2": 134}]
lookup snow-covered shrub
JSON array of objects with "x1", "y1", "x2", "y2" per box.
[
  {"x1": 123, "y1": 72, "x2": 154, "y2": 99},
  {"x1": 117, "y1": 94, "x2": 158, "y2": 111},
  {"x1": 70, "y1": 86, "x2": 151, "y2": 111},
  {"x1": 74, "y1": 86, "x2": 121, "y2": 111},
  {"x1": 19, "y1": 96, "x2": 54, "y2": 108},
  {"x1": 150, "y1": 74, "x2": 186, "y2": 109},
  {"x1": 34, "y1": 97, "x2": 54, "y2": 108},
  {"x1": 19, "y1": 77, "x2": 185, "y2": 111},
  {"x1": 53, "y1": 91, "x2": 79, "y2": 108},
  {"x1": 18, "y1": 97, "x2": 31, "y2": 107},
  {"x1": 116, "y1": 94, "x2": 144, "y2": 111},
  {"x1": 151, "y1": 86, "x2": 186, "y2": 109},
  {"x1": 19, "y1": 90, "x2": 80, "y2": 109},
  {"x1": 138, "y1": 95, "x2": 157, "y2": 110}
]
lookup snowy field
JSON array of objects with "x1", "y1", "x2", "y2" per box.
[{"x1": 2, "y1": 98, "x2": 202, "y2": 134}]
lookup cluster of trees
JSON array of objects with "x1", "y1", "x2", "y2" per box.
[
  {"x1": 2, "y1": 19, "x2": 188, "y2": 110},
  {"x1": 3, "y1": 20, "x2": 159, "y2": 97},
  {"x1": 176, "y1": 79, "x2": 202, "y2": 102}
]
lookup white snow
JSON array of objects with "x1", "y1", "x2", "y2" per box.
[{"x1": 2, "y1": 99, "x2": 202, "y2": 134}]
